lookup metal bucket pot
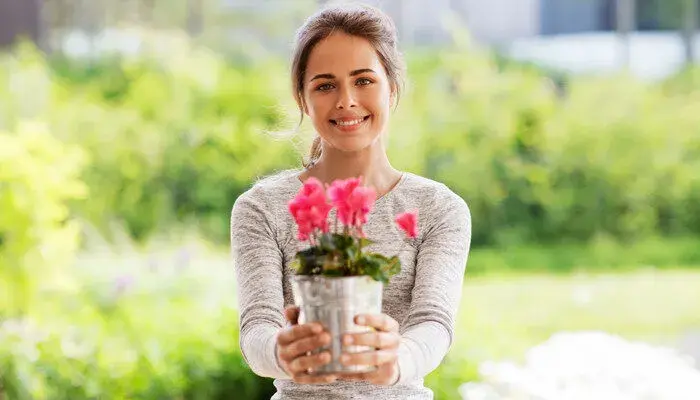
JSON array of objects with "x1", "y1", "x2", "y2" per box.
[{"x1": 291, "y1": 275, "x2": 383, "y2": 375}]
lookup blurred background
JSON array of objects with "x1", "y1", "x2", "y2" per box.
[{"x1": 1, "y1": 0, "x2": 700, "y2": 399}]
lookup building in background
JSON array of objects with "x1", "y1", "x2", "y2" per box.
[{"x1": 0, "y1": 0, "x2": 42, "y2": 49}]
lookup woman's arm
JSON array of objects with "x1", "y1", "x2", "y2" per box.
[
  {"x1": 231, "y1": 187, "x2": 290, "y2": 379},
  {"x1": 396, "y1": 189, "x2": 472, "y2": 384}
]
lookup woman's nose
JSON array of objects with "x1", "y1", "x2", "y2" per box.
[{"x1": 336, "y1": 86, "x2": 357, "y2": 109}]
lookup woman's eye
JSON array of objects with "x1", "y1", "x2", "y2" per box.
[
  {"x1": 317, "y1": 83, "x2": 334, "y2": 91},
  {"x1": 356, "y1": 78, "x2": 373, "y2": 86}
]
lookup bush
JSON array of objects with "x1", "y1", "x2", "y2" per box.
[
  {"x1": 2, "y1": 37, "x2": 300, "y2": 245},
  {"x1": 4, "y1": 34, "x2": 700, "y2": 250},
  {"x1": 0, "y1": 251, "x2": 273, "y2": 399},
  {"x1": 0, "y1": 121, "x2": 86, "y2": 318},
  {"x1": 388, "y1": 44, "x2": 700, "y2": 246}
]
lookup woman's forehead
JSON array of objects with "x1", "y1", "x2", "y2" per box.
[{"x1": 306, "y1": 33, "x2": 383, "y2": 78}]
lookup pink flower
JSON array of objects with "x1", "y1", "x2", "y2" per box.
[
  {"x1": 288, "y1": 177, "x2": 332, "y2": 241},
  {"x1": 328, "y1": 177, "x2": 376, "y2": 227},
  {"x1": 395, "y1": 210, "x2": 418, "y2": 239},
  {"x1": 328, "y1": 178, "x2": 361, "y2": 206},
  {"x1": 347, "y1": 186, "x2": 376, "y2": 226}
]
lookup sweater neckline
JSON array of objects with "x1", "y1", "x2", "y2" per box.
[{"x1": 290, "y1": 169, "x2": 409, "y2": 206}]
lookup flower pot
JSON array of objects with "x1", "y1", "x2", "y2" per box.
[{"x1": 291, "y1": 275, "x2": 383, "y2": 375}]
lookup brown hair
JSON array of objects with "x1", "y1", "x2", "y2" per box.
[{"x1": 291, "y1": 3, "x2": 406, "y2": 168}]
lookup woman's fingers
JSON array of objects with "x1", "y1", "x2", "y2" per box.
[
  {"x1": 343, "y1": 331, "x2": 399, "y2": 349},
  {"x1": 354, "y1": 313, "x2": 399, "y2": 332},
  {"x1": 276, "y1": 322, "x2": 336, "y2": 383},
  {"x1": 283, "y1": 332, "x2": 331, "y2": 360},
  {"x1": 277, "y1": 322, "x2": 323, "y2": 347},
  {"x1": 284, "y1": 305, "x2": 300, "y2": 325},
  {"x1": 340, "y1": 349, "x2": 397, "y2": 367},
  {"x1": 288, "y1": 350, "x2": 333, "y2": 373}
]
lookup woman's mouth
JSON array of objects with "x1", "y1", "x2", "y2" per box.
[{"x1": 330, "y1": 115, "x2": 371, "y2": 131}]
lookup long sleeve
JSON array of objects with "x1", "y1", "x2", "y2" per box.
[
  {"x1": 231, "y1": 187, "x2": 290, "y2": 380},
  {"x1": 395, "y1": 188, "x2": 471, "y2": 384}
]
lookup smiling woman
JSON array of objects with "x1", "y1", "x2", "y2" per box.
[
  {"x1": 231, "y1": 3, "x2": 472, "y2": 400},
  {"x1": 290, "y1": 5, "x2": 405, "y2": 169}
]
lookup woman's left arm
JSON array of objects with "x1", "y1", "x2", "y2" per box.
[{"x1": 339, "y1": 189, "x2": 472, "y2": 385}]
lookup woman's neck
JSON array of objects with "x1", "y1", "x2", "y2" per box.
[{"x1": 299, "y1": 142, "x2": 402, "y2": 197}]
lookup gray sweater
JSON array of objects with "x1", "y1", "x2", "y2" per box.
[{"x1": 231, "y1": 168, "x2": 471, "y2": 399}]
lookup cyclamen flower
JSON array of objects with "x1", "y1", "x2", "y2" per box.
[
  {"x1": 328, "y1": 177, "x2": 376, "y2": 227},
  {"x1": 288, "y1": 177, "x2": 332, "y2": 241},
  {"x1": 395, "y1": 210, "x2": 418, "y2": 239}
]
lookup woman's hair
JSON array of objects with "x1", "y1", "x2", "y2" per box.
[{"x1": 291, "y1": 3, "x2": 405, "y2": 168}]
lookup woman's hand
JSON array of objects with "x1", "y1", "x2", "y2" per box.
[
  {"x1": 276, "y1": 306, "x2": 338, "y2": 384},
  {"x1": 338, "y1": 313, "x2": 401, "y2": 386}
]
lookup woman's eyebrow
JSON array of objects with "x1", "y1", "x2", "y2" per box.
[
  {"x1": 349, "y1": 68, "x2": 375, "y2": 76},
  {"x1": 309, "y1": 68, "x2": 376, "y2": 82},
  {"x1": 310, "y1": 73, "x2": 334, "y2": 82}
]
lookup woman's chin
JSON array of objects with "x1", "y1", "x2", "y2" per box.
[{"x1": 327, "y1": 137, "x2": 376, "y2": 153}]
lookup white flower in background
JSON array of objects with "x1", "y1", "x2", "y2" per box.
[{"x1": 460, "y1": 331, "x2": 700, "y2": 400}]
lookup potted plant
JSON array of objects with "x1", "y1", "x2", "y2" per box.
[{"x1": 288, "y1": 176, "x2": 418, "y2": 374}]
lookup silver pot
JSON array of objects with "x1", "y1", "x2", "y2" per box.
[{"x1": 291, "y1": 275, "x2": 383, "y2": 375}]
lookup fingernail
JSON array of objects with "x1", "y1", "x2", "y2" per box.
[
  {"x1": 356, "y1": 316, "x2": 365, "y2": 324},
  {"x1": 343, "y1": 335, "x2": 353, "y2": 345},
  {"x1": 340, "y1": 355, "x2": 349, "y2": 364}
]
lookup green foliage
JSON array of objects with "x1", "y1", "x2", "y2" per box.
[
  {"x1": 3, "y1": 18, "x2": 699, "y2": 400},
  {"x1": 5, "y1": 35, "x2": 700, "y2": 250},
  {"x1": 388, "y1": 43, "x2": 700, "y2": 246},
  {"x1": 2, "y1": 35, "x2": 299, "y2": 245},
  {"x1": 291, "y1": 233, "x2": 400, "y2": 283},
  {"x1": 0, "y1": 121, "x2": 87, "y2": 318},
  {"x1": 0, "y1": 253, "x2": 273, "y2": 400}
]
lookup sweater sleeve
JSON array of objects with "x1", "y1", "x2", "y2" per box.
[
  {"x1": 231, "y1": 187, "x2": 291, "y2": 380},
  {"x1": 395, "y1": 188, "x2": 471, "y2": 384}
]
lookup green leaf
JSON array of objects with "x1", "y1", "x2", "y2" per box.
[
  {"x1": 332, "y1": 233, "x2": 354, "y2": 251},
  {"x1": 290, "y1": 258, "x2": 301, "y2": 273},
  {"x1": 319, "y1": 233, "x2": 336, "y2": 252},
  {"x1": 359, "y1": 237, "x2": 374, "y2": 248},
  {"x1": 294, "y1": 247, "x2": 324, "y2": 275},
  {"x1": 383, "y1": 256, "x2": 402, "y2": 277}
]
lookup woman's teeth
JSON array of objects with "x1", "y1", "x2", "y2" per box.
[{"x1": 336, "y1": 118, "x2": 364, "y2": 126}]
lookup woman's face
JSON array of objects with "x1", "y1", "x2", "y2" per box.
[{"x1": 302, "y1": 32, "x2": 394, "y2": 154}]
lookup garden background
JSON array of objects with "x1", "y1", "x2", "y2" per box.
[{"x1": 1, "y1": 0, "x2": 700, "y2": 399}]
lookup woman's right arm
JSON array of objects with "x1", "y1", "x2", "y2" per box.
[
  {"x1": 231, "y1": 188, "x2": 337, "y2": 383},
  {"x1": 231, "y1": 188, "x2": 290, "y2": 379}
]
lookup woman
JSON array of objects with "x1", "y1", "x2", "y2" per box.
[{"x1": 231, "y1": 3, "x2": 471, "y2": 399}]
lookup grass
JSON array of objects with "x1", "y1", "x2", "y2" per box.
[
  {"x1": 466, "y1": 235, "x2": 700, "y2": 275},
  {"x1": 426, "y1": 269, "x2": 700, "y2": 400}
]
